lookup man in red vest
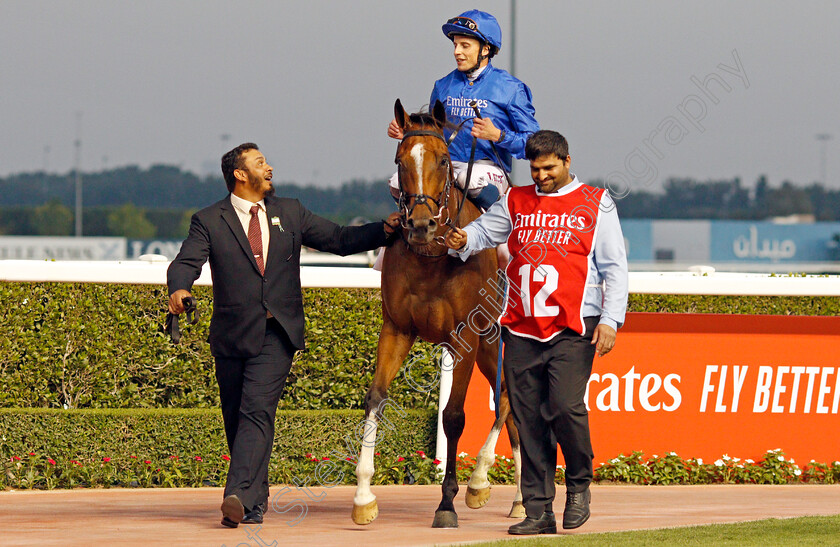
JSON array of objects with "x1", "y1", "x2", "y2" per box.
[{"x1": 445, "y1": 130, "x2": 628, "y2": 534}]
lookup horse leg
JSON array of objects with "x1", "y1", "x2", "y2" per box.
[
  {"x1": 352, "y1": 318, "x2": 416, "y2": 525},
  {"x1": 467, "y1": 334, "x2": 525, "y2": 518},
  {"x1": 464, "y1": 336, "x2": 502, "y2": 510},
  {"x1": 432, "y1": 334, "x2": 479, "y2": 529}
]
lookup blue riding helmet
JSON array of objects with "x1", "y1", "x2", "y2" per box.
[{"x1": 442, "y1": 10, "x2": 502, "y2": 54}]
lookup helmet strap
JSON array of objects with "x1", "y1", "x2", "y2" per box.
[{"x1": 466, "y1": 43, "x2": 490, "y2": 76}]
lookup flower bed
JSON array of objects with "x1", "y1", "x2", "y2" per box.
[
  {"x1": 593, "y1": 449, "x2": 840, "y2": 485},
  {"x1": 5, "y1": 447, "x2": 838, "y2": 491}
]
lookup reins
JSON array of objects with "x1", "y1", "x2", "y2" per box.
[
  {"x1": 468, "y1": 101, "x2": 512, "y2": 190},
  {"x1": 164, "y1": 296, "x2": 199, "y2": 344},
  {"x1": 446, "y1": 126, "x2": 475, "y2": 234}
]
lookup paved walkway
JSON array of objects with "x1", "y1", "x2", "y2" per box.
[{"x1": 2, "y1": 484, "x2": 839, "y2": 546}]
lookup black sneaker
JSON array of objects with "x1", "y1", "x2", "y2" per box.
[
  {"x1": 562, "y1": 487, "x2": 591, "y2": 529},
  {"x1": 508, "y1": 511, "x2": 557, "y2": 535}
]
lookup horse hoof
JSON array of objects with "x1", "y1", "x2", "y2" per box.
[
  {"x1": 508, "y1": 500, "x2": 526, "y2": 519},
  {"x1": 432, "y1": 510, "x2": 459, "y2": 528},
  {"x1": 351, "y1": 499, "x2": 379, "y2": 525},
  {"x1": 465, "y1": 486, "x2": 491, "y2": 509}
]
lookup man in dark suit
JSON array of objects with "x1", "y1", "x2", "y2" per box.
[{"x1": 167, "y1": 142, "x2": 399, "y2": 528}]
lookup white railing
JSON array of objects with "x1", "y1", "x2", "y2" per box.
[{"x1": 2, "y1": 259, "x2": 839, "y2": 295}]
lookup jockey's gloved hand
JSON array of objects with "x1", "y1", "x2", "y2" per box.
[{"x1": 469, "y1": 184, "x2": 501, "y2": 211}]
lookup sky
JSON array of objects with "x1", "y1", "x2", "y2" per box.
[{"x1": 2, "y1": 0, "x2": 839, "y2": 194}]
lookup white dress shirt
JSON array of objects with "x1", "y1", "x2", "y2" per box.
[{"x1": 230, "y1": 192, "x2": 270, "y2": 265}]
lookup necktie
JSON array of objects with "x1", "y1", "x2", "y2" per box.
[{"x1": 248, "y1": 205, "x2": 265, "y2": 275}]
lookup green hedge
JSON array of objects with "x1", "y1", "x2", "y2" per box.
[
  {"x1": 2, "y1": 281, "x2": 839, "y2": 409},
  {"x1": 628, "y1": 293, "x2": 840, "y2": 315},
  {"x1": 0, "y1": 282, "x2": 438, "y2": 409},
  {"x1": 0, "y1": 408, "x2": 437, "y2": 489}
]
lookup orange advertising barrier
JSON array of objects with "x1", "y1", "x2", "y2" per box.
[{"x1": 460, "y1": 312, "x2": 840, "y2": 464}]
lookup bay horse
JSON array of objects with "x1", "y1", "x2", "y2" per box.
[{"x1": 351, "y1": 99, "x2": 523, "y2": 528}]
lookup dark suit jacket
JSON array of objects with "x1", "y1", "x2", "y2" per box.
[{"x1": 167, "y1": 194, "x2": 388, "y2": 357}]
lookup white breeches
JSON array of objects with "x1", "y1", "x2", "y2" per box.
[{"x1": 388, "y1": 160, "x2": 509, "y2": 198}]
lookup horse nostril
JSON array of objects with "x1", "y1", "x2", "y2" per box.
[
  {"x1": 408, "y1": 218, "x2": 431, "y2": 234},
  {"x1": 406, "y1": 218, "x2": 415, "y2": 228},
  {"x1": 428, "y1": 219, "x2": 437, "y2": 229}
]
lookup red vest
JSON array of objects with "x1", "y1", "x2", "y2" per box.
[{"x1": 502, "y1": 183, "x2": 604, "y2": 340}]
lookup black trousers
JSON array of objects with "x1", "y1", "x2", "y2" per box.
[
  {"x1": 215, "y1": 318, "x2": 295, "y2": 512},
  {"x1": 502, "y1": 316, "x2": 599, "y2": 518}
]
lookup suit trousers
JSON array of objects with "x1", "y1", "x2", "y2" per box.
[
  {"x1": 502, "y1": 316, "x2": 599, "y2": 518},
  {"x1": 215, "y1": 318, "x2": 295, "y2": 511}
]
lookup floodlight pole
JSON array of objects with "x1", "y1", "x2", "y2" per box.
[
  {"x1": 510, "y1": 0, "x2": 516, "y2": 78},
  {"x1": 74, "y1": 112, "x2": 83, "y2": 237},
  {"x1": 509, "y1": 0, "x2": 517, "y2": 183},
  {"x1": 816, "y1": 134, "x2": 832, "y2": 186}
]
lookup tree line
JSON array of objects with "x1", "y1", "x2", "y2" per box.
[{"x1": 1, "y1": 165, "x2": 838, "y2": 238}]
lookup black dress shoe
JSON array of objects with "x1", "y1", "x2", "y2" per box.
[
  {"x1": 563, "y1": 487, "x2": 591, "y2": 529},
  {"x1": 221, "y1": 494, "x2": 245, "y2": 528},
  {"x1": 508, "y1": 511, "x2": 556, "y2": 535},
  {"x1": 241, "y1": 502, "x2": 266, "y2": 524}
]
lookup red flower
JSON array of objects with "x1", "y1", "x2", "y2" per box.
[
  {"x1": 194, "y1": 456, "x2": 203, "y2": 462},
  {"x1": 321, "y1": 457, "x2": 330, "y2": 461},
  {"x1": 345, "y1": 457, "x2": 354, "y2": 462},
  {"x1": 11, "y1": 456, "x2": 21, "y2": 462},
  {"x1": 102, "y1": 457, "x2": 111, "y2": 463},
  {"x1": 397, "y1": 457, "x2": 405, "y2": 462},
  {"x1": 375, "y1": 452, "x2": 381, "y2": 456},
  {"x1": 433, "y1": 459, "x2": 441, "y2": 465},
  {"x1": 305, "y1": 453, "x2": 313, "y2": 458},
  {"x1": 29, "y1": 452, "x2": 35, "y2": 456},
  {"x1": 129, "y1": 455, "x2": 137, "y2": 459},
  {"x1": 416, "y1": 450, "x2": 426, "y2": 458},
  {"x1": 169, "y1": 455, "x2": 178, "y2": 460},
  {"x1": 144, "y1": 460, "x2": 152, "y2": 465},
  {"x1": 222, "y1": 455, "x2": 231, "y2": 461},
  {"x1": 48, "y1": 459, "x2": 56, "y2": 465}
]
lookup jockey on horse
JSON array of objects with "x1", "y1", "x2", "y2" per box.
[
  {"x1": 378, "y1": 9, "x2": 541, "y2": 269},
  {"x1": 353, "y1": 10, "x2": 540, "y2": 529}
]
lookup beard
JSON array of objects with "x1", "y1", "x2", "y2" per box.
[{"x1": 247, "y1": 172, "x2": 274, "y2": 198}]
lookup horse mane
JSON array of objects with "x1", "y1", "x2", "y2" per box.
[{"x1": 407, "y1": 107, "x2": 459, "y2": 134}]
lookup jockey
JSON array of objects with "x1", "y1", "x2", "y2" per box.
[{"x1": 387, "y1": 9, "x2": 540, "y2": 211}]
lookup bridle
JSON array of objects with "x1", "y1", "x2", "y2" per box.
[
  {"x1": 395, "y1": 129, "x2": 465, "y2": 257},
  {"x1": 394, "y1": 102, "x2": 507, "y2": 258}
]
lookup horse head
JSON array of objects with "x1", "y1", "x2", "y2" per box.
[{"x1": 394, "y1": 99, "x2": 453, "y2": 247}]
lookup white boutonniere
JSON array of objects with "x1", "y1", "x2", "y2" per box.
[{"x1": 271, "y1": 216, "x2": 283, "y2": 231}]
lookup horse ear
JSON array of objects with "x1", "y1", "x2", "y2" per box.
[
  {"x1": 432, "y1": 100, "x2": 447, "y2": 127},
  {"x1": 394, "y1": 99, "x2": 408, "y2": 130}
]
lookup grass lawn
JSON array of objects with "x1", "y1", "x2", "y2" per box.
[{"x1": 463, "y1": 515, "x2": 840, "y2": 546}]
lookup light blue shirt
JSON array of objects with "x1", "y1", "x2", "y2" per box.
[{"x1": 450, "y1": 176, "x2": 629, "y2": 331}]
